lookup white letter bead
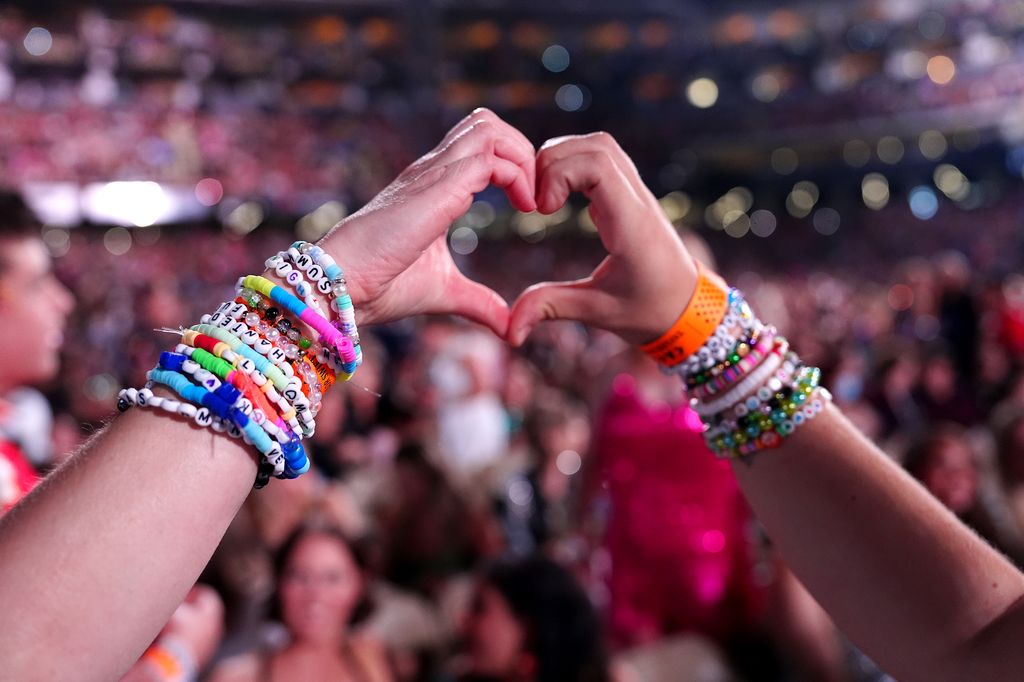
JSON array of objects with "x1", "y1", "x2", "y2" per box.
[
  {"x1": 195, "y1": 408, "x2": 212, "y2": 427},
  {"x1": 137, "y1": 388, "x2": 154, "y2": 406},
  {"x1": 242, "y1": 330, "x2": 261, "y2": 345},
  {"x1": 255, "y1": 339, "x2": 273, "y2": 355},
  {"x1": 179, "y1": 403, "x2": 198, "y2": 418}
]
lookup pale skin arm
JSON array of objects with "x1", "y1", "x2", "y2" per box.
[
  {"x1": 508, "y1": 132, "x2": 1024, "y2": 682},
  {"x1": 0, "y1": 109, "x2": 536, "y2": 681}
]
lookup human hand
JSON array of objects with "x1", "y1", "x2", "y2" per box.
[
  {"x1": 321, "y1": 109, "x2": 537, "y2": 336},
  {"x1": 508, "y1": 132, "x2": 699, "y2": 346},
  {"x1": 159, "y1": 584, "x2": 224, "y2": 668}
]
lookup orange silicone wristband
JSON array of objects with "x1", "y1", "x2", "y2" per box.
[{"x1": 640, "y1": 262, "x2": 729, "y2": 366}]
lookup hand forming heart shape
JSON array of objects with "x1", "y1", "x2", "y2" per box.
[{"x1": 319, "y1": 109, "x2": 699, "y2": 347}]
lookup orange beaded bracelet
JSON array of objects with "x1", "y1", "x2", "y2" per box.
[{"x1": 640, "y1": 261, "x2": 729, "y2": 367}]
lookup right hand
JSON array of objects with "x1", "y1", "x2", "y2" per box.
[
  {"x1": 321, "y1": 109, "x2": 537, "y2": 337},
  {"x1": 508, "y1": 132, "x2": 699, "y2": 346}
]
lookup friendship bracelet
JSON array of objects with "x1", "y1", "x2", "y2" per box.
[
  {"x1": 236, "y1": 291, "x2": 345, "y2": 386},
  {"x1": 702, "y1": 360, "x2": 811, "y2": 438},
  {"x1": 693, "y1": 352, "x2": 784, "y2": 417},
  {"x1": 708, "y1": 386, "x2": 831, "y2": 459},
  {"x1": 148, "y1": 367, "x2": 301, "y2": 477},
  {"x1": 266, "y1": 253, "x2": 321, "y2": 310},
  {"x1": 141, "y1": 636, "x2": 197, "y2": 682},
  {"x1": 182, "y1": 327, "x2": 312, "y2": 432},
  {"x1": 123, "y1": 244, "x2": 364, "y2": 488},
  {"x1": 240, "y1": 275, "x2": 359, "y2": 373},
  {"x1": 167, "y1": 347, "x2": 297, "y2": 446},
  {"x1": 290, "y1": 241, "x2": 360, "y2": 345},
  {"x1": 117, "y1": 387, "x2": 287, "y2": 484},
  {"x1": 182, "y1": 327, "x2": 311, "y2": 437},
  {"x1": 674, "y1": 293, "x2": 759, "y2": 375},
  {"x1": 689, "y1": 331, "x2": 783, "y2": 400}
]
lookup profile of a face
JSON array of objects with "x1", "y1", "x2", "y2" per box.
[
  {"x1": 0, "y1": 238, "x2": 73, "y2": 389},
  {"x1": 278, "y1": 532, "x2": 363, "y2": 645}
]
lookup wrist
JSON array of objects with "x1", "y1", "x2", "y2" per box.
[
  {"x1": 639, "y1": 259, "x2": 726, "y2": 364},
  {"x1": 317, "y1": 220, "x2": 371, "y2": 323}
]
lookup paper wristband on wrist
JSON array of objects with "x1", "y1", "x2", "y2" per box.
[{"x1": 640, "y1": 262, "x2": 730, "y2": 366}]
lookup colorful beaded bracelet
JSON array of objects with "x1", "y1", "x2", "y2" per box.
[
  {"x1": 702, "y1": 363, "x2": 815, "y2": 438},
  {"x1": 687, "y1": 328, "x2": 777, "y2": 396},
  {"x1": 290, "y1": 241, "x2": 361, "y2": 346},
  {"x1": 236, "y1": 290, "x2": 346, "y2": 383},
  {"x1": 683, "y1": 326, "x2": 765, "y2": 388},
  {"x1": 240, "y1": 275, "x2": 359, "y2": 373},
  {"x1": 117, "y1": 386, "x2": 285, "y2": 485},
  {"x1": 181, "y1": 327, "x2": 311, "y2": 436},
  {"x1": 168, "y1": 346, "x2": 298, "y2": 447}
]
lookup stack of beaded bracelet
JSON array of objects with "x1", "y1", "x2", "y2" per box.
[
  {"x1": 644, "y1": 269, "x2": 831, "y2": 461},
  {"x1": 116, "y1": 242, "x2": 362, "y2": 488}
]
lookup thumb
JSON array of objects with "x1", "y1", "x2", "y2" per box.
[
  {"x1": 436, "y1": 274, "x2": 511, "y2": 338},
  {"x1": 508, "y1": 278, "x2": 607, "y2": 346}
]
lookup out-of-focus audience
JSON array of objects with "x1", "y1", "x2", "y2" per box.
[{"x1": 11, "y1": 3, "x2": 1024, "y2": 680}]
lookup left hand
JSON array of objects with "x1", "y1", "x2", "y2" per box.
[{"x1": 321, "y1": 109, "x2": 537, "y2": 336}]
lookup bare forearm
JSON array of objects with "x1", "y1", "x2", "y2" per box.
[
  {"x1": 733, "y1": 405, "x2": 1024, "y2": 680},
  {"x1": 0, "y1": 408, "x2": 254, "y2": 680}
]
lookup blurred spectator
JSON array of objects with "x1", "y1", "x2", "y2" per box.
[
  {"x1": 120, "y1": 585, "x2": 225, "y2": 682},
  {"x1": 0, "y1": 191, "x2": 74, "y2": 512},
  {"x1": 457, "y1": 555, "x2": 609, "y2": 682},
  {"x1": 209, "y1": 525, "x2": 391, "y2": 682},
  {"x1": 905, "y1": 426, "x2": 1024, "y2": 567}
]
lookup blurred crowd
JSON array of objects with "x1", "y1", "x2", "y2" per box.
[
  {"x1": 0, "y1": 197, "x2": 1010, "y2": 681},
  {"x1": 8, "y1": 1, "x2": 1024, "y2": 680}
]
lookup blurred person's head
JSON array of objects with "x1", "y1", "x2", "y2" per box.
[
  {"x1": 876, "y1": 350, "x2": 919, "y2": 397},
  {"x1": 273, "y1": 525, "x2": 367, "y2": 646},
  {"x1": 996, "y1": 411, "x2": 1024, "y2": 486},
  {"x1": 920, "y1": 351, "x2": 958, "y2": 401},
  {"x1": 463, "y1": 555, "x2": 608, "y2": 682},
  {"x1": 905, "y1": 426, "x2": 978, "y2": 514},
  {"x1": 0, "y1": 192, "x2": 73, "y2": 393},
  {"x1": 524, "y1": 392, "x2": 590, "y2": 465}
]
